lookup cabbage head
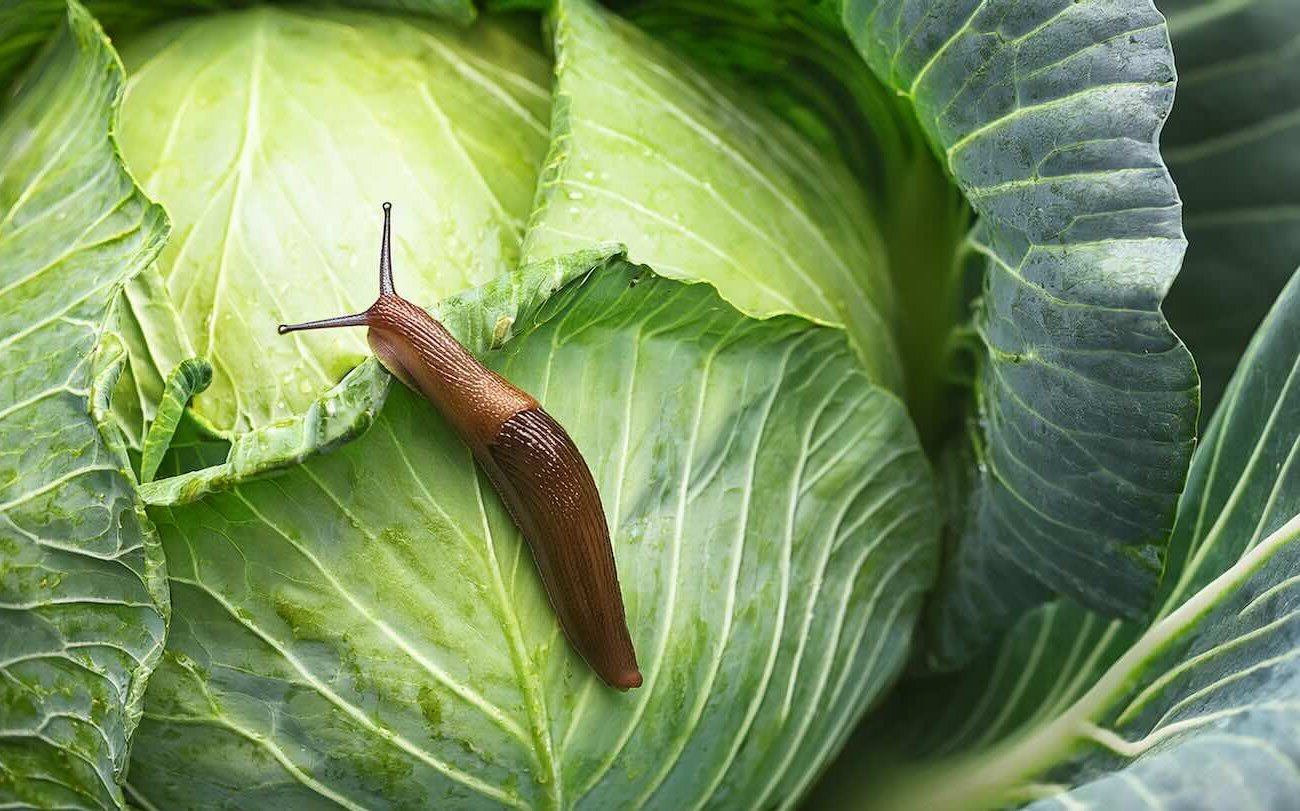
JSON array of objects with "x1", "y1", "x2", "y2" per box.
[{"x1": 2, "y1": 0, "x2": 1227, "y2": 808}]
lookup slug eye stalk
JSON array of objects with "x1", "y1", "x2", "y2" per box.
[
  {"x1": 277, "y1": 203, "x2": 642, "y2": 691},
  {"x1": 278, "y1": 203, "x2": 395, "y2": 336}
]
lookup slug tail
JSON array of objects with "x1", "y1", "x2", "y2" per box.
[{"x1": 486, "y1": 408, "x2": 641, "y2": 690}]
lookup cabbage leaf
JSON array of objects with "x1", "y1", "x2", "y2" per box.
[
  {"x1": 842, "y1": 0, "x2": 1199, "y2": 667},
  {"x1": 523, "y1": 0, "x2": 904, "y2": 391},
  {"x1": 116, "y1": 6, "x2": 552, "y2": 434},
  {"x1": 0, "y1": 4, "x2": 169, "y2": 807},
  {"x1": 1160, "y1": 0, "x2": 1300, "y2": 413},
  {"x1": 567, "y1": 0, "x2": 975, "y2": 443},
  {"x1": 125, "y1": 256, "x2": 939, "y2": 809},
  {"x1": 814, "y1": 265, "x2": 1300, "y2": 810}
]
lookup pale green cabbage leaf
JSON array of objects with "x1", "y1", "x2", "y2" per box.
[
  {"x1": 523, "y1": 0, "x2": 903, "y2": 391},
  {"x1": 116, "y1": 6, "x2": 552, "y2": 434}
]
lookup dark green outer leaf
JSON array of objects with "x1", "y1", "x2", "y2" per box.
[
  {"x1": 842, "y1": 0, "x2": 1199, "y2": 668},
  {"x1": 1159, "y1": 0, "x2": 1300, "y2": 415},
  {"x1": 1024, "y1": 265, "x2": 1300, "y2": 809},
  {"x1": 0, "y1": 3, "x2": 169, "y2": 807},
  {"x1": 813, "y1": 266, "x2": 1300, "y2": 810},
  {"x1": 819, "y1": 0, "x2": 1300, "y2": 793}
]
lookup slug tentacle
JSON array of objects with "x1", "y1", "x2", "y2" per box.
[
  {"x1": 378, "y1": 200, "x2": 395, "y2": 295},
  {"x1": 276, "y1": 203, "x2": 641, "y2": 690},
  {"x1": 277, "y1": 311, "x2": 371, "y2": 334},
  {"x1": 278, "y1": 202, "x2": 396, "y2": 336}
]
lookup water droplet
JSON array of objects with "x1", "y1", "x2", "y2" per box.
[{"x1": 567, "y1": 190, "x2": 584, "y2": 201}]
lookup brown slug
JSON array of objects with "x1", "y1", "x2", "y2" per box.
[{"x1": 279, "y1": 203, "x2": 641, "y2": 690}]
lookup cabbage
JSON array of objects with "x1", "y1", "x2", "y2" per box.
[
  {"x1": 107, "y1": 5, "x2": 938, "y2": 805},
  {"x1": 6, "y1": 0, "x2": 1295, "y2": 808}
]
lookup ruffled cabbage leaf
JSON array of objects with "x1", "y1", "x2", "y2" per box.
[
  {"x1": 814, "y1": 4, "x2": 1300, "y2": 800},
  {"x1": 814, "y1": 264, "x2": 1300, "y2": 809},
  {"x1": 841, "y1": 0, "x2": 1199, "y2": 667},
  {"x1": 0, "y1": 4, "x2": 169, "y2": 807}
]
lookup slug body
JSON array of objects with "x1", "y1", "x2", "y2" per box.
[{"x1": 280, "y1": 204, "x2": 640, "y2": 690}]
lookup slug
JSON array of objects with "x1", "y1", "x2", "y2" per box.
[{"x1": 279, "y1": 203, "x2": 642, "y2": 690}]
